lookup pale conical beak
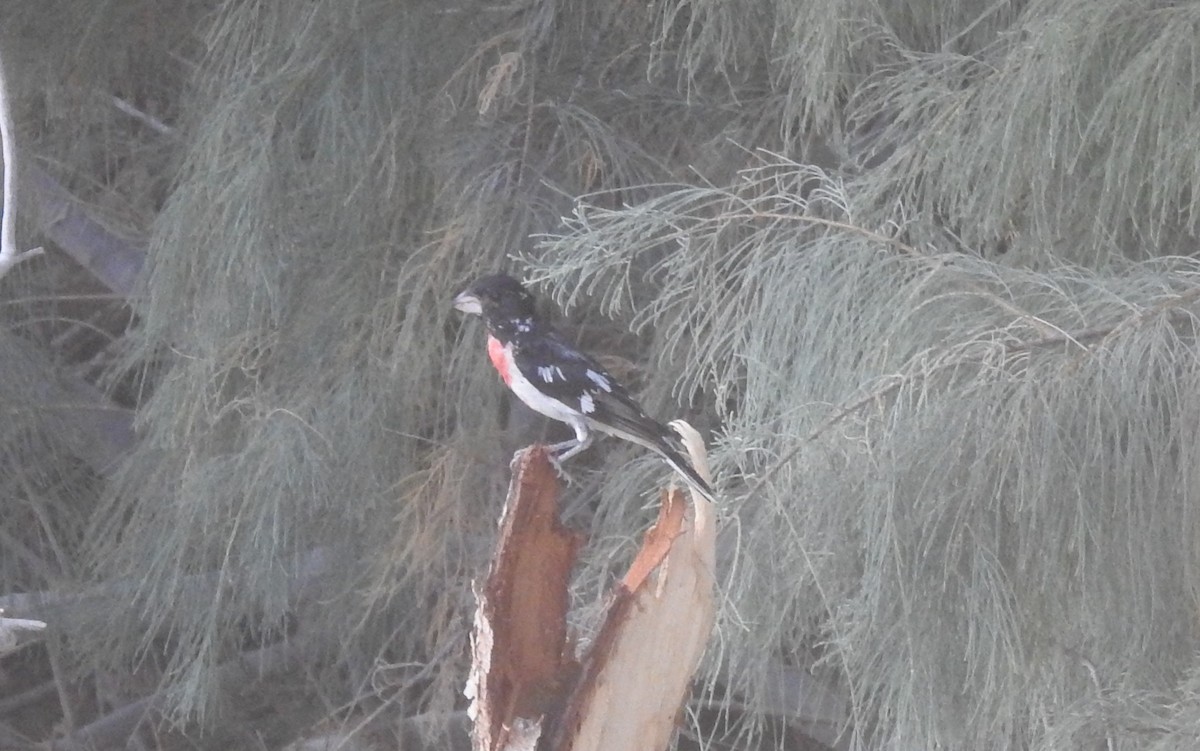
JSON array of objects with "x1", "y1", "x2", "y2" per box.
[{"x1": 453, "y1": 291, "x2": 482, "y2": 315}]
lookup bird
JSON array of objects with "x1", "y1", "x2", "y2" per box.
[{"x1": 453, "y1": 273, "x2": 717, "y2": 504}]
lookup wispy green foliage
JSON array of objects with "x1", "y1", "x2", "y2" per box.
[
  {"x1": 533, "y1": 151, "x2": 1200, "y2": 746},
  {"x1": 75, "y1": 0, "x2": 484, "y2": 721}
]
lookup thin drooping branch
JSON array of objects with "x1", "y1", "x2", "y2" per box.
[
  {"x1": 746, "y1": 283, "x2": 1200, "y2": 494},
  {"x1": 0, "y1": 47, "x2": 42, "y2": 279}
]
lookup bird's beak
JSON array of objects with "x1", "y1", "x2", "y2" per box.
[{"x1": 453, "y1": 291, "x2": 482, "y2": 316}]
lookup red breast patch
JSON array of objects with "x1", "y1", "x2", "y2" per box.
[{"x1": 486, "y1": 335, "x2": 512, "y2": 385}]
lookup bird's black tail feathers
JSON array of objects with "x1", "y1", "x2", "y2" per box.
[
  {"x1": 650, "y1": 439, "x2": 718, "y2": 505},
  {"x1": 584, "y1": 408, "x2": 717, "y2": 504}
]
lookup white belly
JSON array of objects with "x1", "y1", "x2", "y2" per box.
[{"x1": 493, "y1": 339, "x2": 587, "y2": 432}]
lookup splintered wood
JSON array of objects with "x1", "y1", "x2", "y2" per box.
[
  {"x1": 465, "y1": 446, "x2": 585, "y2": 751},
  {"x1": 466, "y1": 428, "x2": 717, "y2": 751}
]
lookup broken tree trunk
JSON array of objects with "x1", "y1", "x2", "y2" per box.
[{"x1": 466, "y1": 424, "x2": 717, "y2": 751}]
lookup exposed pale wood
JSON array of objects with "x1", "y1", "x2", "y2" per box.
[
  {"x1": 467, "y1": 427, "x2": 717, "y2": 751},
  {"x1": 551, "y1": 420, "x2": 716, "y2": 751}
]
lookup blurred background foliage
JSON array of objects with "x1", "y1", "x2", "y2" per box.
[{"x1": 2, "y1": 0, "x2": 1200, "y2": 748}]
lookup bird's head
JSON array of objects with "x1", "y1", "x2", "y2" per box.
[{"x1": 453, "y1": 274, "x2": 538, "y2": 322}]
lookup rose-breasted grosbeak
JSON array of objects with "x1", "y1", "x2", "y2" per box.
[{"x1": 454, "y1": 273, "x2": 716, "y2": 504}]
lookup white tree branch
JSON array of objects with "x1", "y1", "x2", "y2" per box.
[
  {"x1": 0, "y1": 46, "x2": 43, "y2": 279},
  {"x1": 0, "y1": 609, "x2": 47, "y2": 655}
]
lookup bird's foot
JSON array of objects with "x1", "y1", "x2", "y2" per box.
[{"x1": 545, "y1": 450, "x2": 577, "y2": 486}]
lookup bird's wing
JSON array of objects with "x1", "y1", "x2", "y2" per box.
[
  {"x1": 512, "y1": 330, "x2": 717, "y2": 503},
  {"x1": 508, "y1": 333, "x2": 607, "y2": 403},
  {"x1": 517, "y1": 332, "x2": 672, "y2": 442},
  {"x1": 586, "y1": 387, "x2": 674, "y2": 448}
]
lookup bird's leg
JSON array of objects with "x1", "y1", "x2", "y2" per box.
[
  {"x1": 546, "y1": 438, "x2": 579, "y2": 455},
  {"x1": 550, "y1": 422, "x2": 592, "y2": 463},
  {"x1": 546, "y1": 422, "x2": 592, "y2": 483}
]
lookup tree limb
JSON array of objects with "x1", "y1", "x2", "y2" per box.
[{"x1": 0, "y1": 46, "x2": 43, "y2": 280}]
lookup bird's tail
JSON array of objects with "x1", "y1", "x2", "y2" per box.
[
  {"x1": 651, "y1": 440, "x2": 718, "y2": 505},
  {"x1": 589, "y1": 414, "x2": 717, "y2": 504}
]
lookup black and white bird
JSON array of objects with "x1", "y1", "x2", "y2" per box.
[{"x1": 453, "y1": 273, "x2": 716, "y2": 503}]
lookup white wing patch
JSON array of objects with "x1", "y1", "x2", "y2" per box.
[
  {"x1": 504, "y1": 353, "x2": 588, "y2": 427},
  {"x1": 579, "y1": 392, "x2": 595, "y2": 414},
  {"x1": 585, "y1": 369, "x2": 612, "y2": 392},
  {"x1": 537, "y1": 365, "x2": 566, "y2": 382}
]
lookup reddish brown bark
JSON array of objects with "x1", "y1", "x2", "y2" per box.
[
  {"x1": 466, "y1": 446, "x2": 585, "y2": 751},
  {"x1": 467, "y1": 431, "x2": 716, "y2": 751}
]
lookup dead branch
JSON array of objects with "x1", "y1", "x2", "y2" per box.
[
  {"x1": 467, "y1": 430, "x2": 717, "y2": 751},
  {"x1": 465, "y1": 446, "x2": 584, "y2": 751},
  {"x1": 0, "y1": 610, "x2": 46, "y2": 655},
  {"x1": 0, "y1": 46, "x2": 43, "y2": 279}
]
